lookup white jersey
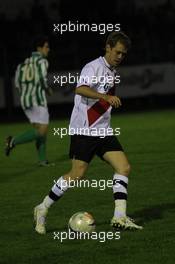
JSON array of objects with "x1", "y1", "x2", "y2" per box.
[{"x1": 69, "y1": 56, "x2": 119, "y2": 137}]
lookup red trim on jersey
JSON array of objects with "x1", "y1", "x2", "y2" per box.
[{"x1": 87, "y1": 87, "x2": 115, "y2": 126}]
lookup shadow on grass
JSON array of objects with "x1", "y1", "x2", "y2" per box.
[
  {"x1": 47, "y1": 225, "x2": 69, "y2": 234},
  {"x1": 131, "y1": 203, "x2": 175, "y2": 224},
  {"x1": 78, "y1": 203, "x2": 175, "y2": 228}
]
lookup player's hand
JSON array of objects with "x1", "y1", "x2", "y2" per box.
[{"x1": 103, "y1": 95, "x2": 122, "y2": 108}]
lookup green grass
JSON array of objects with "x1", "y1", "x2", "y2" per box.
[{"x1": 0, "y1": 109, "x2": 175, "y2": 264}]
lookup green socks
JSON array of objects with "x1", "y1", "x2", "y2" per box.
[
  {"x1": 13, "y1": 129, "x2": 47, "y2": 162},
  {"x1": 13, "y1": 129, "x2": 39, "y2": 145},
  {"x1": 36, "y1": 136, "x2": 47, "y2": 162}
]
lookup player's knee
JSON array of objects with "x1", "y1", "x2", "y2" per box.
[
  {"x1": 39, "y1": 131, "x2": 47, "y2": 137},
  {"x1": 117, "y1": 163, "x2": 131, "y2": 176},
  {"x1": 37, "y1": 126, "x2": 48, "y2": 136},
  {"x1": 69, "y1": 166, "x2": 86, "y2": 180},
  {"x1": 72, "y1": 169, "x2": 86, "y2": 180}
]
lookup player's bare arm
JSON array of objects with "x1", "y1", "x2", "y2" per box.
[{"x1": 75, "y1": 85, "x2": 121, "y2": 108}]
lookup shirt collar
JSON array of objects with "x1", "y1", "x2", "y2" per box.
[
  {"x1": 101, "y1": 56, "x2": 115, "y2": 71},
  {"x1": 32, "y1": 51, "x2": 43, "y2": 57}
]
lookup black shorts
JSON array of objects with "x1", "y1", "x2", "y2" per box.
[{"x1": 69, "y1": 135, "x2": 123, "y2": 163}]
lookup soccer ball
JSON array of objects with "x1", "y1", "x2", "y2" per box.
[{"x1": 68, "y1": 211, "x2": 95, "y2": 233}]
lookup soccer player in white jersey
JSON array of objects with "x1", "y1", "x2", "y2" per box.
[
  {"x1": 5, "y1": 36, "x2": 54, "y2": 166},
  {"x1": 34, "y1": 32, "x2": 143, "y2": 234}
]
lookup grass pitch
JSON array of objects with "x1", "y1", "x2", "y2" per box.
[{"x1": 0, "y1": 109, "x2": 175, "y2": 264}]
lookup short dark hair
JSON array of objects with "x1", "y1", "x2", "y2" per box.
[
  {"x1": 105, "y1": 31, "x2": 131, "y2": 50},
  {"x1": 33, "y1": 35, "x2": 49, "y2": 49}
]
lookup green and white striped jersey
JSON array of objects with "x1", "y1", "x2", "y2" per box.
[{"x1": 15, "y1": 52, "x2": 49, "y2": 109}]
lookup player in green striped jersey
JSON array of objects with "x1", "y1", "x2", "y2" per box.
[{"x1": 5, "y1": 36, "x2": 54, "y2": 166}]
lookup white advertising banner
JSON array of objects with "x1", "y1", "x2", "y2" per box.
[
  {"x1": 116, "y1": 63, "x2": 175, "y2": 98},
  {"x1": 12, "y1": 63, "x2": 175, "y2": 106}
]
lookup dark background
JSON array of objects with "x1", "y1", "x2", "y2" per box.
[
  {"x1": 1, "y1": 3, "x2": 175, "y2": 263},
  {"x1": 0, "y1": 0, "x2": 175, "y2": 120}
]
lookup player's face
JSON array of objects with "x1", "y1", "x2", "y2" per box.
[
  {"x1": 39, "y1": 42, "x2": 50, "y2": 57},
  {"x1": 106, "y1": 41, "x2": 127, "y2": 67}
]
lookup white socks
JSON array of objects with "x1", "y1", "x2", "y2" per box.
[
  {"x1": 40, "y1": 176, "x2": 68, "y2": 209},
  {"x1": 113, "y1": 173, "x2": 128, "y2": 218}
]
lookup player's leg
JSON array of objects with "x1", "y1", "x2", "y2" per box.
[
  {"x1": 32, "y1": 106, "x2": 52, "y2": 165},
  {"x1": 97, "y1": 136, "x2": 142, "y2": 230},
  {"x1": 5, "y1": 106, "x2": 41, "y2": 156},
  {"x1": 34, "y1": 135, "x2": 96, "y2": 234},
  {"x1": 34, "y1": 159, "x2": 88, "y2": 234},
  {"x1": 5, "y1": 128, "x2": 40, "y2": 156},
  {"x1": 44, "y1": 159, "x2": 88, "y2": 204},
  {"x1": 33, "y1": 123, "x2": 50, "y2": 165},
  {"x1": 5, "y1": 106, "x2": 51, "y2": 165},
  {"x1": 103, "y1": 150, "x2": 130, "y2": 218},
  {"x1": 103, "y1": 150, "x2": 142, "y2": 230}
]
